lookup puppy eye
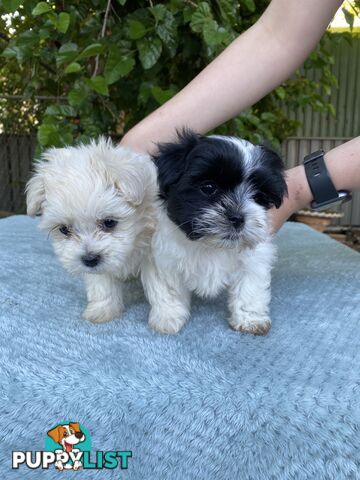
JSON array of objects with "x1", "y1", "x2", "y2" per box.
[
  {"x1": 100, "y1": 218, "x2": 118, "y2": 231},
  {"x1": 59, "y1": 225, "x2": 71, "y2": 237},
  {"x1": 63, "y1": 431, "x2": 68, "y2": 437},
  {"x1": 200, "y1": 183, "x2": 218, "y2": 196},
  {"x1": 69, "y1": 429, "x2": 74, "y2": 434}
]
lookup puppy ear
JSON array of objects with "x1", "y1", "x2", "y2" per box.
[
  {"x1": 69, "y1": 422, "x2": 81, "y2": 432},
  {"x1": 26, "y1": 147, "x2": 68, "y2": 216},
  {"x1": 152, "y1": 129, "x2": 200, "y2": 199},
  {"x1": 47, "y1": 425, "x2": 63, "y2": 444},
  {"x1": 250, "y1": 146, "x2": 288, "y2": 209},
  {"x1": 25, "y1": 164, "x2": 46, "y2": 217},
  {"x1": 109, "y1": 147, "x2": 157, "y2": 207}
]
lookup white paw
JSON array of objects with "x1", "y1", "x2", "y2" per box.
[
  {"x1": 55, "y1": 461, "x2": 64, "y2": 471},
  {"x1": 148, "y1": 308, "x2": 188, "y2": 335},
  {"x1": 229, "y1": 310, "x2": 271, "y2": 336},
  {"x1": 83, "y1": 300, "x2": 123, "y2": 324},
  {"x1": 73, "y1": 461, "x2": 82, "y2": 470}
]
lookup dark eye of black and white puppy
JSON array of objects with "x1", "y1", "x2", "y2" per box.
[{"x1": 153, "y1": 130, "x2": 287, "y2": 247}]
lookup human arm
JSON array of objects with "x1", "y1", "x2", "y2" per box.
[
  {"x1": 121, "y1": 0, "x2": 343, "y2": 154},
  {"x1": 121, "y1": 0, "x2": 355, "y2": 233},
  {"x1": 271, "y1": 136, "x2": 360, "y2": 232}
]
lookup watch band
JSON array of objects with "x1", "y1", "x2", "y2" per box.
[{"x1": 303, "y1": 150, "x2": 351, "y2": 210}]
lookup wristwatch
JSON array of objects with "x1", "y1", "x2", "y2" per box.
[{"x1": 303, "y1": 150, "x2": 352, "y2": 211}]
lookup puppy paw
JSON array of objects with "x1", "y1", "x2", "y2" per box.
[
  {"x1": 148, "y1": 308, "x2": 187, "y2": 335},
  {"x1": 83, "y1": 300, "x2": 123, "y2": 324},
  {"x1": 229, "y1": 311, "x2": 271, "y2": 336},
  {"x1": 55, "y1": 461, "x2": 64, "y2": 471},
  {"x1": 73, "y1": 461, "x2": 82, "y2": 470}
]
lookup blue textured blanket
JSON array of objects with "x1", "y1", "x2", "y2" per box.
[{"x1": 1, "y1": 215, "x2": 360, "y2": 479}]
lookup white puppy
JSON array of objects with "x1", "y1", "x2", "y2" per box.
[
  {"x1": 141, "y1": 131, "x2": 287, "y2": 335},
  {"x1": 26, "y1": 138, "x2": 157, "y2": 324}
]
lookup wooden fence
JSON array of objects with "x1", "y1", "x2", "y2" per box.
[
  {"x1": 284, "y1": 35, "x2": 360, "y2": 139},
  {"x1": 0, "y1": 133, "x2": 359, "y2": 226},
  {"x1": 0, "y1": 134, "x2": 36, "y2": 214}
]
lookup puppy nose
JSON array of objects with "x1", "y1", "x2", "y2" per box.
[
  {"x1": 82, "y1": 253, "x2": 101, "y2": 268},
  {"x1": 229, "y1": 214, "x2": 245, "y2": 230},
  {"x1": 75, "y1": 432, "x2": 83, "y2": 439}
]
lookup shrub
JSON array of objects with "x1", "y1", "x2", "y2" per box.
[{"x1": 0, "y1": 0, "x2": 344, "y2": 148}]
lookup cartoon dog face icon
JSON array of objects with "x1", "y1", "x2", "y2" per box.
[
  {"x1": 47, "y1": 423, "x2": 85, "y2": 470},
  {"x1": 48, "y1": 423, "x2": 85, "y2": 452}
]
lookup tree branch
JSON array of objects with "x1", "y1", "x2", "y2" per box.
[
  {"x1": 0, "y1": 95, "x2": 67, "y2": 101},
  {"x1": 93, "y1": 0, "x2": 112, "y2": 78}
]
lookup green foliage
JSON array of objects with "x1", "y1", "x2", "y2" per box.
[
  {"x1": 0, "y1": 0, "x2": 354, "y2": 148},
  {"x1": 342, "y1": 0, "x2": 360, "y2": 30}
]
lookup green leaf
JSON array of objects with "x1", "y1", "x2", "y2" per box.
[
  {"x1": 241, "y1": 0, "x2": 256, "y2": 12},
  {"x1": 32, "y1": 2, "x2": 53, "y2": 16},
  {"x1": 16, "y1": 30, "x2": 39, "y2": 47},
  {"x1": 56, "y1": 43, "x2": 78, "y2": 66},
  {"x1": 216, "y1": 0, "x2": 239, "y2": 27},
  {"x1": 137, "y1": 37, "x2": 162, "y2": 70},
  {"x1": 342, "y1": 7, "x2": 354, "y2": 29},
  {"x1": 45, "y1": 104, "x2": 76, "y2": 116},
  {"x1": 1, "y1": 44, "x2": 18, "y2": 58},
  {"x1": 261, "y1": 112, "x2": 276, "y2": 122},
  {"x1": 128, "y1": 20, "x2": 147, "y2": 40},
  {"x1": 156, "y1": 10, "x2": 178, "y2": 56},
  {"x1": 104, "y1": 49, "x2": 135, "y2": 84},
  {"x1": 68, "y1": 87, "x2": 88, "y2": 106},
  {"x1": 1, "y1": 43, "x2": 31, "y2": 63},
  {"x1": 2, "y1": 0, "x2": 22, "y2": 13},
  {"x1": 88, "y1": 76, "x2": 109, "y2": 96},
  {"x1": 203, "y1": 20, "x2": 231, "y2": 46},
  {"x1": 77, "y1": 43, "x2": 104, "y2": 59},
  {"x1": 328, "y1": 103, "x2": 336, "y2": 117},
  {"x1": 116, "y1": 0, "x2": 127, "y2": 4},
  {"x1": 64, "y1": 62, "x2": 82, "y2": 74},
  {"x1": 183, "y1": 5, "x2": 194, "y2": 24},
  {"x1": 39, "y1": 28, "x2": 51, "y2": 40},
  {"x1": 275, "y1": 86, "x2": 286, "y2": 100},
  {"x1": 56, "y1": 12, "x2": 70, "y2": 33},
  {"x1": 150, "y1": 4, "x2": 167, "y2": 23},
  {"x1": 37, "y1": 121, "x2": 73, "y2": 147},
  {"x1": 138, "y1": 81, "x2": 154, "y2": 106},
  {"x1": 37, "y1": 122, "x2": 57, "y2": 146},
  {"x1": 151, "y1": 85, "x2": 176, "y2": 105},
  {"x1": 190, "y1": 2, "x2": 212, "y2": 33},
  {"x1": 246, "y1": 113, "x2": 260, "y2": 126}
]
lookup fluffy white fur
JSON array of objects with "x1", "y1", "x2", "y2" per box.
[
  {"x1": 142, "y1": 208, "x2": 274, "y2": 335},
  {"x1": 26, "y1": 138, "x2": 157, "y2": 324},
  {"x1": 142, "y1": 136, "x2": 278, "y2": 335}
]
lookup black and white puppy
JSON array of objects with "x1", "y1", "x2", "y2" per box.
[{"x1": 141, "y1": 130, "x2": 287, "y2": 335}]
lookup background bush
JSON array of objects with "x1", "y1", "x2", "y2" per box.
[{"x1": 0, "y1": 0, "x2": 356, "y2": 148}]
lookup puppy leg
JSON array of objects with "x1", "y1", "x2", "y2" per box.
[
  {"x1": 141, "y1": 260, "x2": 190, "y2": 334},
  {"x1": 228, "y1": 242, "x2": 274, "y2": 336},
  {"x1": 55, "y1": 460, "x2": 64, "y2": 471},
  {"x1": 83, "y1": 274, "x2": 123, "y2": 323},
  {"x1": 73, "y1": 460, "x2": 82, "y2": 470}
]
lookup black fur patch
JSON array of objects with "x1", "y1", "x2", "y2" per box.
[
  {"x1": 153, "y1": 130, "x2": 287, "y2": 240},
  {"x1": 248, "y1": 145, "x2": 288, "y2": 209}
]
